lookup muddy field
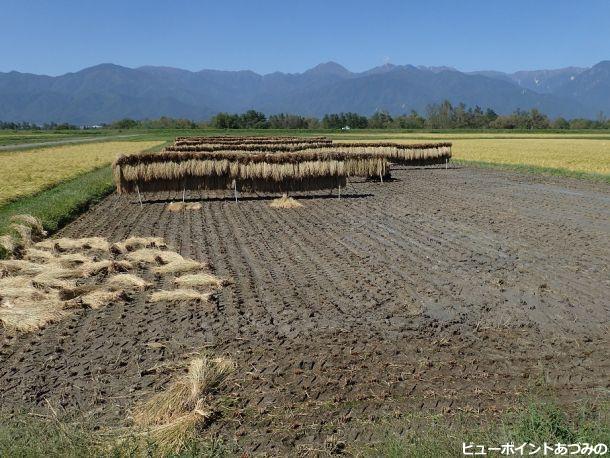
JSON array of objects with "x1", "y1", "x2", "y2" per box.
[{"x1": 1, "y1": 166, "x2": 609, "y2": 454}]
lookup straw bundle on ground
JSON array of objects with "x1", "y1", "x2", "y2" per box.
[
  {"x1": 269, "y1": 194, "x2": 303, "y2": 209},
  {"x1": 113, "y1": 149, "x2": 388, "y2": 194},
  {"x1": 1, "y1": 215, "x2": 228, "y2": 333},
  {"x1": 130, "y1": 355, "x2": 235, "y2": 455}
]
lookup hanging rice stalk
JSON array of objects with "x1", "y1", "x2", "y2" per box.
[
  {"x1": 165, "y1": 141, "x2": 451, "y2": 165},
  {"x1": 112, "y1": 149, "x2": 387, "y2": 193}
]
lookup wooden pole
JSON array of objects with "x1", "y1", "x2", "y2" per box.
[
  {"x1": 338, "y1": 185, "x2": 341, "y2": 200},
  {"x1": 136, "y1": 184, "x2": 143, "y2": 208},
  {"x1": 234, "y1": 180, "x2": 238, "y2": 203}
]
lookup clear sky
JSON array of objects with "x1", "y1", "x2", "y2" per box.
[{"x1": 2, "y1": 0, "x2": 609, "y2": 75}]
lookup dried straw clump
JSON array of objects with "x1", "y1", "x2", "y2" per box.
[
  {"x1": 111, "y1": 236, "x2": 166, "y2": 254},
  {"x1": 131, "y1": 356, "x2": 235, "y2": 455},
  {"x1": 269, "y1": 195, "x2": 303, "y2": 209},
  {"x1": 137, "y1": 404, "x2": 212, "y2": 457},
  {"x1": 0, "y1": 235, "x2": 19, "y2": 256},
  {"x1": 0, "y1": 297, "x2": 69, "y2": 332},
  {"x1": 174, "y1": 273, "x2": 229, "y2": 290},
  {"x1": 0, "y1": 220, "x2": 224, "y2": 333},
  {"x1": 125, "y1": 248, "x2": 185, "y2": 265},
  {"x1": 80, "y1": 290, "x2": 126, "y2": 310},
  {"x1": 10, "y1": 224, "x2": 33, "y2": 247},
  {"x1": 11, "y1": 214, "x2": 47, "y2": 238},
  {"x1": 167, "y1": 202, "x2": 202, "y2": 212},
  {"x1": 153, "y1": 259, "x2": 204, "y2": 276},
  {"x1": 0, "y1": 259, "x2": 49, "y2": 276},
  {"x1": 36, "y1": 237, "x2": 110, "y2": 253},
  {"x1": 0, "y1": 215, "x2": 48, "y2": 257},
  {"x1": 106, "y1": 274, "x2": 150, "y2": 291}
]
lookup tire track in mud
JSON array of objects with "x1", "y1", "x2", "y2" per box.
[
  {"x1": 1, "y1": 166, "x2": 608, "y2": 454},
  {"x1": 354, "y1": 174, "x2": 608, "y2": 332}
]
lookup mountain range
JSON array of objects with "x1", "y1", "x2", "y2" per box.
[{"x1": 1, "y1": 61, "x2": 609, "y2": 124}]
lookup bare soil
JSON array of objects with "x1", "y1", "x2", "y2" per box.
[{"x1": 1, "y1": 166, "x2": 608, "y2": 454}]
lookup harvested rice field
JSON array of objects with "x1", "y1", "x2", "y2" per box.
[{"x1": 1, "y1": 164, "x2": 608, "y2": 454}]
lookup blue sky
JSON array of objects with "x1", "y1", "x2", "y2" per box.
[{"x1": 2, "y1": 0, "x2": 609, "y2": 75}]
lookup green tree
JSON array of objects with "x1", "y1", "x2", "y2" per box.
[
  {"x1": 112, "y1": 118, "x2": 139, "y2": 129},
  {"x1": 368, "y1": 111, "x2": 393, "y2": 129},
  {"x1": 552, "y1": 117, "x2": 570, "y2": 129}
]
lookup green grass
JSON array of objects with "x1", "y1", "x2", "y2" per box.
[
  {"x1": 363, "y1": 400, "x2": 609, "y2": 457},
  {"x1": 0, "y1": 400, "x2": 606, "y2": 457},
  {"x1": 3, "y1": 128, "x2": 610, "y2": 147},
  {"x1": 0, "y1": 130, "x2": 114, "y2": 146},
  {"x1": 0, "y1": 166, "x2": 114, "y2": 257},
  {"x1": 0, "y1": 140, "x2": 169, "y2": 258},
  {"x1": 0, "y1": 410, "x2": 234, "y2": 458}
]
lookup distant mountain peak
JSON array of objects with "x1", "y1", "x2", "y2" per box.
[
  {"x1": 304, "y1": 61, "x2": 351, "y2": 77},
  {"x1": 362, "y1": 63, "x2": 398, "y2": 75}
]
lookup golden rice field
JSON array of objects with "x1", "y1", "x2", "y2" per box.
[
  {"x1": 339, "y1": 136, "x2": 610, "y2": 176},
  {"x1": 0, "y1": 141, "x2": 163, "y2": 205},
  {"x1": 450, "y1": 138, "x2": 610, "y2": 175}
]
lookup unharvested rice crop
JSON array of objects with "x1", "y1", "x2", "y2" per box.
[
  {"x1": 338, "y1": 135, "x2": 609, "y2": 176},
  {"x1": 450, "y1": 138, "x2": 610, "y2": 175},
  {"x1": 0, "y1": 141, "x2": 163, "y2": 205}
]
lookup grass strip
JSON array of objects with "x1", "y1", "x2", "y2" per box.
[
  {"x1": 0, "y1": 167, "x2": 114, "y2": 258},
  {"x1": 0, "y1": 410, "x2": 232, "y2": 458},
  {"x1": 0, "y1": 400, "x2": 606, "y2": 457},
  {"x1": 456, "y1": 159, "x2": 610, "y2": 184},
  {"x1": 363, "y1": 400, "x2": 609, "y2": 457}
]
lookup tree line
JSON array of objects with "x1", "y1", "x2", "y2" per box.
[
  {"x1": 2, "y1": 102, "x2": 610, "y2": 130},
  {"x1": 115, "y1": 103, "x2": 610, "y2": 130}
]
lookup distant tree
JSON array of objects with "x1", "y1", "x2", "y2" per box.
[
  {"x1": 569, "y1": 118, "x2": 594, "y2": 129},
  {"x1": 322, "y1": 113, "x2": 342, "y2": 129},
  {"x1": 343, "y1": 112, "x2": 368, "y2": 128},
  {"x1": 484, "y1": 108, "x2": 498, "y2": 125},
  {"x1": 321, "y1": 112, "x2": 367, "y2": 129},
  {"x1": 210, "y1": 112, "x2": 240, "y2": 129},
  {"x1": 393, "y1": 110, "x2": 425, "y2": 129},
  {"x1": 552, "y1": 117, "x2": 570, "y2": 129},
  {"x1": 239, "y1": 110, "x2": 268, "y2": 128},
  {"x1": 368, "y1": 111, "x2": 393, "y2": 129},
  {"x1": 112, "y1": 118, "x2": 139, "y2": 129},
  {"x1": 425, "y1": 100, "x2": 454, "y2": 128},
  {"x1": 268, "y1": 113, "x2": 310, "y2": 129},
  {"x1": 529, "y1": 109, "x2": 550, "y2": 129}
]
